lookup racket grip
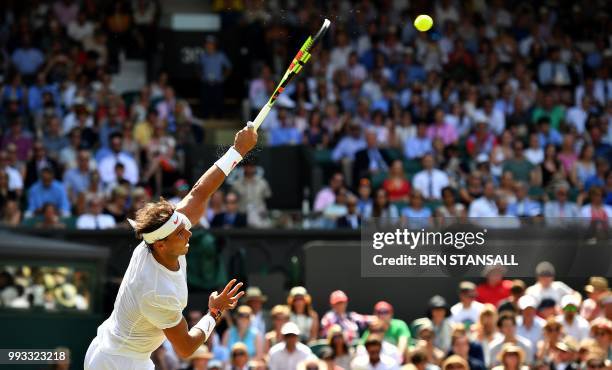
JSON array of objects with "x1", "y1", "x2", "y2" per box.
[{"x1": 252, "y1": 103, "x2": 272, "y2": 131}]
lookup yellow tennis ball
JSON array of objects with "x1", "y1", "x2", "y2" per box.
[{"x1": 414, "y1": 14, "x2": 433, "y2": 32}]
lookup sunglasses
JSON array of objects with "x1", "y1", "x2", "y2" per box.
[
  {"x1": 238, "y1": 313, "x2": 250, "y2": 318},
  {"x1": 232, "y1": 351, "x2": 247, "y2": 357},
  {"x1": 376, "y1": 310, "x2": 391, "y2": 315}
]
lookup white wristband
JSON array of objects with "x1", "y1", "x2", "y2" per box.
[
  {"x1": 194, "y1": 314, "x2": 217, "y2": 341},
  {"x1": 214, "y1": 147, "x2": 243, "y2": 176}
]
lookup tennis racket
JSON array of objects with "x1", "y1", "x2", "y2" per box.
[{"x1": 251, "y1": 18, "x2": 331, "y2": 131}]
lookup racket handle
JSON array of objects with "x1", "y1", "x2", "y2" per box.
[{"x1": 252, "y1": 103, "x2": 272, "y2": 131}]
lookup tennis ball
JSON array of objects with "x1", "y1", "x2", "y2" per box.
[{"x1": 414, "y1": 14, "x2": 433, "y2": 32}]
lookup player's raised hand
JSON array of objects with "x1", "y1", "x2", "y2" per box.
[
  {"x1": 208, "y1": 279, "x2": 245, "y2": 312},
  {"x1": 233, "y1": 122, "x2": 258, "y2": 156}
]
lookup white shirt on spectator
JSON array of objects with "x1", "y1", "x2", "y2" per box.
[
  {"x1": 356, "y1": 341, "x2": 401, "y2": 365},
  {"x1": 556, "y1": 314, "x2": 590, "y2": 342},
  {"x1": 525, "y1": 281, "x2": 573, "y2": 305},
  {"x1": 580, "y1": 204, "x2": 612, "y2": 220},
  {"x1": 98, "y1": 153, "x2": 139, "y2": 185},
  {"x1": 488, "y1": 335, "x2": 533, "y2": 366},
  {"x1": 477, "y1": 108, "x2": 505, "y2": 135},
  {"x1": 2, "y1": 165, "x2": 23, "y2": 191},
  {"x1": 524, "y1": 148, "x2": 544, "y2": 165},
  {"x1": 468, "y1": 197, "x2": 499, "y2": 217},
  {"x1": 412, "y1": 169, "x2": 449, "y2": 199},
  {"x1": 350, "y1": 353, "x2": 399, "y2": 370},
  {"x1": 268, "y1": 342, "x2": 314, "y2": 370},
  {"x1": 565, "y1": 106, "x2": 588, "y2": 134},
  {"x1": 450, "y1": 301, "x2": 484, "y2": 326},
  {"x1": 76, "y1": 214, "x2": 116, "y2": 230},
  {"x1": 67, "y1": 20, "x2": 94, "y2": 42}
]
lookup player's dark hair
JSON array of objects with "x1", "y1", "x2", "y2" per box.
[{"x1": 133, "y1": 198, "x2": 175, "y2": 244}]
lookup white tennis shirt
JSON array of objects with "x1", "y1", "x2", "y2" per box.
[{"x1": 95, "y1": 241, "x2": 188, "y2": 359}]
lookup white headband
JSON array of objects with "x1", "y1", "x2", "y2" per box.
[{"x1": 128, "y1": 211, "x2": 192, "y2": 244}]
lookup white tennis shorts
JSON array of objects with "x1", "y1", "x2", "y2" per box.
[{"x1": 84, "y1": 337, "x2": 154, "y2": 370}]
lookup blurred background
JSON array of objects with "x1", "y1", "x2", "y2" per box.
[{"x1": 0, "y1": 0, "x2": 611, "y2": 369}]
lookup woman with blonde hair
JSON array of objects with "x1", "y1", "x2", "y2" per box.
[
  {"x1": 327, "y1": 324, "x2": 354, "y2": 370},
  {"x1": 470, "y1": 304, "x2": 500, "y2": 367},
  {"x1": 536, "y1": 317, "x2": 564, "y2": 361},
  {"x1": 264, "y1": 305, "x2": 290, "y2": 352},
  {"x1": 287, "y1": 286, "x2": 319, "y2": 343},
  {"x1": 492, "y1": 344, "x2": 529, "y2": 370}
]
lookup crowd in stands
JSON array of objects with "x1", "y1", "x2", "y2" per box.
[
  {"x1": 1, "y1": 0, "x2": 611, "y2": 230},
  {"x1": 141, "y1": 263, "x2": 612, "y2": 370}
]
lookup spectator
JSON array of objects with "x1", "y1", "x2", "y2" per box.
[
  {"x1": 536, "y1": 318, "x2": 564, "y2": 362},
  {"x1": 231, "y1": 160, "x2": 272, "y2": 227},
  {"x1": 63, "y1": 149, "x2": 92, "y2": 203},
  {"x1": 427, "y1": 108, "x2": 459, "y2": 146},
  {"x1": 76, "y1": 195, "x2": 116, "y2": 230},
  {"x1": 524, "y1": 132, "x2": 544, "y2": 166},
  {"x1": 526, "y1": 261, "x2": 578, "y2": 306},
  {"x1": 243, "y1": 286, "x2": 269, "y2": 338},
  {"x1": 0, "y1": 150, "x2": 23, "y2": 195},
  {"x1": 571, "y1": 145, "x2": 596, "y2": 189},
  {"x1": 584, "y1": 158, "x2": 609, "y2": 192},
  {"x1": 450, "y1": 333, "x2": 486, "y2": 370},
  {"x1": 26, "y1": 167, "x2": 70, "y2": 218},
  {"x1": 268, "y1": 322, "x2": 314, "y2": 370},
  {"x1": 332, "y1": 123, "x2": 367, "y2": 178},
  {"x1": 353, "y1": 130, "x2": 391, "y2": 187},
  {"x1": 318, "y1": 346, "x2": 344, "y2": 370},
  {"x1": 34, "y1": 203, "x2": 66, "y2": 229},
  {"x1": 327, "y1": 324, "x2": 354, "y2": 370},
  {"x1": 184, "y1": 345, "x2": 212, "y2": 370},
  {"x1": 0, "y1": 171, "x2": 18, "y2": 213},
  {"x1": 476, "y1": 266, "x2": 513, "y2": 306},
  {"x1": 198, "y1": 35, "x2": 231, "y2": 118},
  {"x1": 557, "y1": 295, "x2": 590, "y2": 342},
  {"x1": 357, "y1": 178, "x2": 373, "y2": 216},
  {"x1": 436, "y1": 186, "x2": 466, "y2": 220},
  {"x1": 314, "y1": 172, "x2": 344, "y2": 212},
  {"x1": 321, "y1": 290, "x2": 370, "y2": 343},
  {"x1": 502, "y1": 140, "x2": 537, "y2": 185},
  {"x1": 440, "y1": 355, "x2": 468, "y2": 370},
  {"x1": 1, "y1": 119, "x2": 33, "y2": 163},
  {"x1": 67, "y1": 11, "x2": 94, "y2": 43},
  {"x1": 488, "y1": 314, "x2": 533, "y2": 367},
  {"x1": 351, "y1": 333, "x2": 399, "y2": 370},
  {"x1": 451, "y1": 281, "x2": 485, "y2": 327},
  {"x1": 581, "y1": 277, "x2": 609, "y2": 321},
  {"x1": 550, "y1": 341, "x2": 580, "y2": 370},
  {"x1": 25, "y1": 141, "x2": 61, "y2": 189},
  {"x1": 42, "y1": 116, "x2": 69, "y2": 159},
  {"x1": 336, "y1": 194, "x2": 361, "y2": 229},
  {"x1": 404, "y1": 122, "x2": 433, "y2": 160},
  {"x1": 10, "y1": 34, "x2": 45, "y2": 82},
  {"x1": 221, "y1": 305, "x2": 263, "y2": 359},
  {"x1": 1, "y1": 199, "x2": 22, "y2": 226},
  {"x1": 544, "y1": 182, "x2": 580, "y2": 220},
  {"x1": 103, "y1": 186, "x2": 128, "y2": 224},
  {"x1": 364, "y1": 301, "x2": 411, "y2": 357},
  {"x1": 412, "y1": 154, "x2": 450, "y2": 200},
  {"x1": 363, "y1": 188, "x2": 400, "y2": 219},
  {"x1": 426, "y1": 295, "x2": 453, "y2": 353},
  {"x1": 492, "y1": 344, "x2": 529, "y2": 370},
  {"x1": 508, "y1": 182, "x2": 541, "y2": 217},
  {"x1": 589, "y1": 318, "x2": 611, "y2": 360},
  {"x1": 210, "y1": 192, "x2": 247, "y2": 228},
  {"x1": 357, "y1": 318, "x2": 402, "y2": 364},
  {"x1": 498, "y1": 280, "x2": 527, "y2": 314},
  {"x1": 382, "y1": 160, "x2": 411, "y2": 202},
  {"x1": 98, "y1": 133, "x2": 139, "y2": 185},
  {"x1": 516, "y1": 295, "x2": 546, "y2": 351},
  {"x1": 400, "y1": 190, "x2": 432, "y2": 229},
  {"x1": 287, "y1": 286, "x2": 319, "y2": 343},
  {"x1": 580, "y1": 186, "x2": 612, "y2": 220},
  {"x1": 468, "y1": 181, "x2": 498, "y2": 217},
  {"x1": 228, "y1": 342, "x2": 250, "y2": 370},
  {"x1": 264, "y1": 305, "x2": 290, "y2": 352}
]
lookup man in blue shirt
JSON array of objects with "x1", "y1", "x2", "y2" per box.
[
  {"x1": 404, "y1": 122, "x2": 432, "y2": 159},
  {"x1": 198, "y1": 35, "x2": 232, "y2": 118},
  {"x1": 268, "y1": 108, "x2": 301, "y2": 146},
  {"x1": 11, "y1": 34, "x2": 45, "y2": 84},
  {"x1": 63, "y1": 149, "x2": 92, "y2": 203},
  {"x1": 26, "y1": 167, "x2": 71, "y2": 218}
]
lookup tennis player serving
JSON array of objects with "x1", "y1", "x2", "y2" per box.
[{"x1": 84, "y1": 123, "x2": 258, "y2": 369}]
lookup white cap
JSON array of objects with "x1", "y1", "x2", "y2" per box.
[
  {"x1": 281, "y1": 322, "x2": 301, "y2": 336},
  {"x1": 518, "y1": 295, "x2": 537, "y2": 310},
  {"x1": 560, "y1": 294, "x2": 581, "y2": 308}
]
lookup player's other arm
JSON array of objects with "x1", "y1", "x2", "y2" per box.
[
  {"x1": 163, "y1": 279, "x2": 244, "y2": 358},
  {"x1": 176, "y1": 124, "x2": 257, "y2": 225}
]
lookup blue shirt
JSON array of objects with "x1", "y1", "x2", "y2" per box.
[
  {"x1": 401, "y1": 207, "x2": 431, "y2": 229},
  {"x1": 63, "y1": 168, "x2": 90, "y2": 197},
  {"x1": 27, "y1": 180, "x2": 71, "y2": 216},
  {"x1": 11, "y1": 47, "x2": 45, "y2": 75},
  {"x1": 538, "y1": 130, "x2": 563, "y2": 147},
  {"x1": 508, "y1": 199, "x2": 541, "y2": 217},
  {"x1": 269, "y1": 126, "x2": 302, "y2": 146},
  {"x1": 332, "y1": 136, "x2": 367, "y2": 161},
  {"x1": 404, "y1": 136, "x2": 432, "y2": 159},
  {"x1": 199, "y1": 51, "x2": 231, "y2": 83}
]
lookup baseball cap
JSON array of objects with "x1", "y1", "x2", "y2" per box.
[
  {"x1": 289, "y1": 286, "x2": 308, "y2": 297},
  {"x1": 518, "y1": 295, "x2": 537, "y2": 310},
  {"x1": 374, "y1": 301, "x2": 393, "y2": 313},
  {"x1": 281, "y1": 321, "x2": 300, "y2": 335},
  {"x1": 535, "y1": 261, "x2": 555, "y2": 277},
  {"x1": 561, "y1": 294, "x2": 581, "y2": 308},
  {"x1": 459, "y1": 281, "x2": 476, "y2": 292},
  {"x1": 428, "y1": 295, "x2": 448, "y2": 309},
  {"x1": 281, "y1": 322, "x2": 301, "y2": 336},
  {"x1": 330, "y1": 290, "x2": 348, "y2": 305}
]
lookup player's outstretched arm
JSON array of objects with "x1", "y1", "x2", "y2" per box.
[
  {"x1": 176, "y1": 124, "x2": 257, "y2": 225},
  {"x1": 163, "y1": 279, "x2": 244, "y2": 358}
]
